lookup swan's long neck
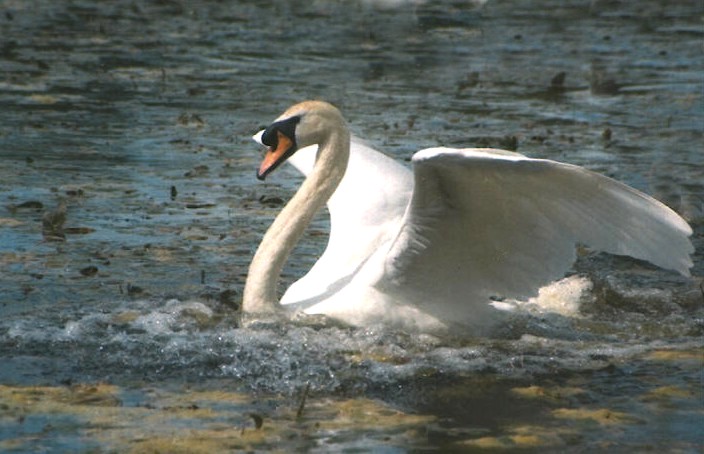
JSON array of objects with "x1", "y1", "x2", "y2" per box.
[{"x1": 243, "y1": 125, "x2": 350, "y2": 314}]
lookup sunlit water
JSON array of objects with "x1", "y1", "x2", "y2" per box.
[{"x1": 0, "y1": 0, "x2": 702, "y2": 451}]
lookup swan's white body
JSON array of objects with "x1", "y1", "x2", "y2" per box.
[{"x1": 243, "y1": 101, "x2": 694, "y2": 334}]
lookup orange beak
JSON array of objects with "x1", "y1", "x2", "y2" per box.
[{"x1": 257, "y1": 131, "x2": 294, "y2": 180}]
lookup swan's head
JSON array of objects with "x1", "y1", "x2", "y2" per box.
[{"x1": 254, "y1": 101, "x2": 346, "y2": 180}]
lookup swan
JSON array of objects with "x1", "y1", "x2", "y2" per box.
[{"x1": 242, "y1": 100, "x2": 694, "y2": 334}]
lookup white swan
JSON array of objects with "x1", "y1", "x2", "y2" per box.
[{"x1": 243, "y1": 101, "x2": 694, "y2": 334}]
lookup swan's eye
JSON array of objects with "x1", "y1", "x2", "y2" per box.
[{"x1": 261, "y1": 127, "x2": 278, "y2": 149}]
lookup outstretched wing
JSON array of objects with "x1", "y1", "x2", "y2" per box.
[
  {"x1": 281, "y1": 139, "x2": 414, "y2": 305},
  {"x1": 381, "y1": 147, "x2": 693, "y2": 322}
]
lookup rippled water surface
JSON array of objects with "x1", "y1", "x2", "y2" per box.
[{"x1": 0, "y1": 0, "x2": 702, "y2": 452}]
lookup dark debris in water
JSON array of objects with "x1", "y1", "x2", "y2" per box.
[
  {"x1": 466, "y1": 135, "x2": 519, "y2": 151},
  {"x1": 259, "y1": 195, "x2": 285, "y2": 207},
  {"x1": 550, "y1": 71, "x2": 567, "y2": 89},
  {"x1": 7, "y1": 200, "x2": 44, "y2": 212},
  {"x1": 41, "y1": 202, "x2": 67, "y2": 242},
  {"x1": 64, "y1": 226, "x2": 96, "y2": 235},
  {"x1": 79, "y1": 265, "x2": 98, "y2": 277},
  {"x1": 248, "y1": 412, "x2": 264, "y2": 430}
]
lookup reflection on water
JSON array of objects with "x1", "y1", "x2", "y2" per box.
[{"x1": 0, "y1": 0, "x2": 702, "y2": 451}]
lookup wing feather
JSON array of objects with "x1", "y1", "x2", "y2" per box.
[{"x1": 382, "y1": 147, "x2": 693, "y2": 322}]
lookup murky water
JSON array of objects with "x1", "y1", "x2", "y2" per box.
[{"x1": 0, "y1": 0, "x2": 702, "y2": 451}]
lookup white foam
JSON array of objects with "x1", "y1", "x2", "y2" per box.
[
  {"x1": 493, "y1": 275, "x2": 593, "y2": 317},
  {"x1": 525, "y1": 275, "x2": 593, "y2": 316}
]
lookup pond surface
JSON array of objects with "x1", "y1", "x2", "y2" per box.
[{"x1": 0, "y1": 0, "x2": 702, "y2": 452}]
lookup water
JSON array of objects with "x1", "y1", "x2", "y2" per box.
[{"x1": 0, "y1": 0, "x2": 702, "y2": 451}]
